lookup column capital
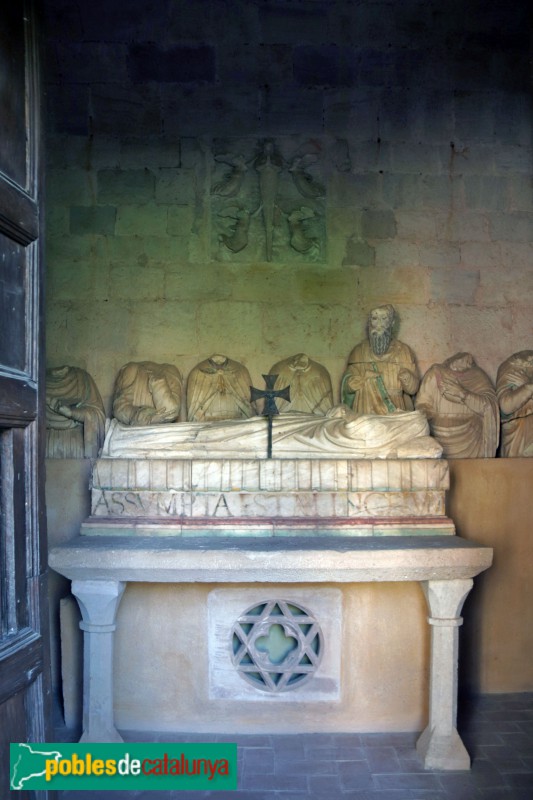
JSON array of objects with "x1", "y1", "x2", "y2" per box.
[
  {"x1": 72, "y1": 579, "x2": 126, "y2": 629},
  {"x1": 420, "y1": 578, "x2": 473, "y2": 621}
]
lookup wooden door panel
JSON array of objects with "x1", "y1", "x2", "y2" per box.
[
  {"x1": 0, "y1": 2, "x2": 52, "y2": 798},
  {"x1": 1, "y1": 428, "x2": 31, "y2": 638},
  {"x1": 0, "y1": 6, "x2": 28, "y2": 188},
  {"x1": 0, "y1": 380, "x2": 37, "y2": 426},
  {"x1": 0, "y1": 236, "x2": 27, "y2": 372},
  {"x1": 0, "y1": 691, "x2": 32, "y2": 800},
  {"x1": 0, "y1": 183, "x2": 39, "y2": 244},
  {"x1": 0, "y1": 633, "x2": 44, "y2": 705}
]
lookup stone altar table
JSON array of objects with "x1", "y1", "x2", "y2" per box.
[{"x1": 49, "y1": 533, "x2": 493, "y2": 771}]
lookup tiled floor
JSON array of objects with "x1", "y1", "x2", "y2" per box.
[{"x1": 56, "y1": 693, "x2": 533, "y2": 799}]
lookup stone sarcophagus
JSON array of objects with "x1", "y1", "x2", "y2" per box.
[
  {"x1": 86, "y1": 456, "x2": 455, "y2": 537},
  {"x1": 84, "y1": 407, "x2": 453, "y2": 537}
]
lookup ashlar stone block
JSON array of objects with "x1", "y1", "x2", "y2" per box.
[
  {"x1": 98, "y1": 169, "x2": 155, "y2": 205},
  {"x1": 129, "y1": 44, "x2": 215, "y2": 84},
  {"x1": 342, "y1": 237, "x2": 376, "y2": 267},
  {"x1": 155, "y1": 169, "x2": 196, "y2": 205},
  {"x1": 294, "y1": 45, "x2": 337, "y2": 86},
  {"x1": 429, "y1": 269, "x2": 480, "y2": 306},
  {"x1": 115, "y1": 204, "x2": 168, "y2": 237},
  {"x1": 91, "y1": 86, "x2": 162, "y2": 137},
  {"x1": 167, "y1": 205, "x2": 195, "y2": 236}
]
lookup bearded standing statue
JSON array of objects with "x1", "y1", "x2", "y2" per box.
[{"x1": 341, "y1": 304, "x2": 420, "y2": 414}]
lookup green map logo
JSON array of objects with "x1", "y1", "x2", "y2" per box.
[
  {"x1": 11, "y1": 744, "x2": 64, "y2": 790},
  {"x1": 10, "y1": 742, "x2": 238, "y2": 791}
]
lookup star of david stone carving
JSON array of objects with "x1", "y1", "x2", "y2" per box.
[{"x1": 231, "y1": 599, "x2": 324, "y2": 692}]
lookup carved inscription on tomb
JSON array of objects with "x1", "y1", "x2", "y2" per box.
[{"x1": 91, "y1": 489, "x2": 444, "y2": 518}]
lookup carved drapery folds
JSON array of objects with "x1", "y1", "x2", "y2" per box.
[
  {"x1": 46, "y1": 365, "x2": 106, "y2": 458},
  {"x1": 496, "y1": 350, "x2": 533, "y2": 457},
  {"x1": 341, "y1": 305, "x2": 420, "y2": 415},
  {"x1": 46, "y1": 340, "x2": 533, "y2": 460},
  {"x1": 416, "y1": 353, "x2": 499, "y2": 458},
  {"x1": 112, "y1": 361, "x2": 183, "y2": 426},
  {"x1": 268, "y1": 353, "x2": 333, "y2": 415},
  {"x1": 186, "y1": 354, "x2": 255, "y2": 422}
]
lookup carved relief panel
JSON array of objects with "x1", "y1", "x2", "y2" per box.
[{"x1": 211, "y1": 137, "x2": 326, "y2": 263}]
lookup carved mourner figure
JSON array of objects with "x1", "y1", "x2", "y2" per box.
[
  {"x1": 187, "y1": 354, "x2": 255, "y2": 422},
  {"x1": 416, "y1": 353, "x2": 499, "y2": 458},
  {"x1": 268, "y1": 353, "x2": 333, "y2": 415},
  {"x1": 342, "y1": 304, "x2": 420, "y2": 414},
  {"x1": 46, "y1": 365, "x2": 106, "y2": 458},
  {"x1": 496, "y1": 350, "x2": 533, "y2": 457},
  {"x1": 112, "y1": 361, "x2": 182, "y2": 426}
]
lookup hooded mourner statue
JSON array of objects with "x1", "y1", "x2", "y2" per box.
[
  {"x1": 186, "y1": 354, "x2": 255, "y2": 422},
  {"x1": 496, "y1": 350, "x2": 533, "y2": 457},
  {"x1": 46, "y1": 365, "x2": 106, "y2": 458},
  {"x1": 268, "y1": 353, "x2": 333, "y2": 415},
  {"x1": 416, "y1": 352, "x2": 499, "y2": 458}
]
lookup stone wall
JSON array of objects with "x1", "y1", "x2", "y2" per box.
[{"x1": 44, "y1": 0, "x2": 533, "y2": 411}]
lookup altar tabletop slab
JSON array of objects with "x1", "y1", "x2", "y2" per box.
[{"x1": 49, "y1": 535, "x2": 493, "y2": 584}]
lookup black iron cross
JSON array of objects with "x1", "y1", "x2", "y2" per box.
[{"x1": 250, "y1": 374, "x2": 291, "y2": 458}]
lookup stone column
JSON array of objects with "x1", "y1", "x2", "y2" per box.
[
  {"x1": 416, "y1": 578, "x2": 473, "y2": 770},
  {"x1": 71, "y1": 579, "x2": 126, "y2": 743}
]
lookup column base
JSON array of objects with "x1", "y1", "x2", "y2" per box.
[
  {"x1": 80, "y1": 725, "x2": 124, "y2": 744},
  {"x1": 416, "y1": 725, "x2": 470, "y2": 771}
]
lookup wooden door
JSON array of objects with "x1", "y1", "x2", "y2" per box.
[{"x1": 0, "y1": 2, "x2": 53, "y2": 798}]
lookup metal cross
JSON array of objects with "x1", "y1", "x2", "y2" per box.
[{"x1": 250, "y1": 374, "x2": 291, "y2": 458}]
